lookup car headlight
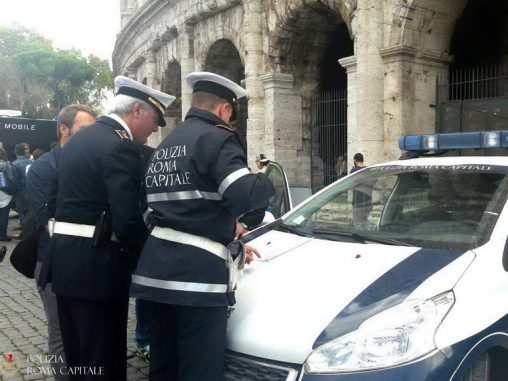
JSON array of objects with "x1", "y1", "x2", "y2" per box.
[{"x1": 305, "y1": 291, "x2": 454, "y2": 373}]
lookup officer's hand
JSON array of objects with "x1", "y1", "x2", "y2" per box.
[
  {"x1": 235, "y1": 221, "x2": 247, "y2": 239},
  {"x1": 245, "y1": 245, "x2": 261, "y2": 265}
]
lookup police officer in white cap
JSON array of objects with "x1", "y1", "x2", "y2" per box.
[
  {"x1": 49, "y1": 76, "x2": 175, "y2": 380},
  {"x1": 131, "y1": 72, "x2": 275, "y2": 381}
]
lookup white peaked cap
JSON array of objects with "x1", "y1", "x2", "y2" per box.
[
  {"x1": 185, "y1": 72, "x2": 248, "y2": 103},
  {"x1": 114, "y1": 75, "x2": 176, "y2": 127}
]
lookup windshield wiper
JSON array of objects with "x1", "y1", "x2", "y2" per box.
[
  {"x1": 354, "y1": 233, "x2": 411, "y2": 246},
  {"x1": 311, "y1": 228, "x2": 366, "y2": 243},
  {"x1": 311, "y1": 228, "x2": 410, "y2": 246},
  {"x1": 277, "y1": 223, "x2": 312, "y2": 237}
]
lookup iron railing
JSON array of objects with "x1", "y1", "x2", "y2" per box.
[
  {"x1": 437, "y1": 63, "x2": 508, "y2": 134},
  {"x1": 310, "y1": 87, "x2": 347, "y2": 192},
  {"x1": 438, "y1": 63, "x2": 507, "y2": 103}
]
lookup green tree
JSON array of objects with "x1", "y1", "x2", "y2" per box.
[
  {"x1": 0, "y1": 24, "x2": 52, "y2": 57},
  {"x1": 85, "y1": 54, "x2": 114, "y2": 107},
  {"x1": 15, "y1": 50, "x2": 95, "y2": 110},
  {"x1": 0, "y1": 25, "x2": 113, "y2": 118}
]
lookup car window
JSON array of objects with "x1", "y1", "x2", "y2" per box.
[{"x1": 282, "y1": 165, "x2": 508, "y2": 249}]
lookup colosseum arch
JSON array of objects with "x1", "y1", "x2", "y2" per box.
[
  {"x1": 160, "y1": 61, "x2": 182, "y2": 120},
  {"x1": 193, "y1": 8, "x2": 246, "y2": 71},
  {"x1": 203, "y1": 39, "x2": 248, "y2": 150},
  {"x1": 267, "y1": 0, "x2": 354, "y2": 191},
  {"x1": 204, "y1": 39, "x2": 244, "y2": 84},
  {"x1": 146, "y1": 60, "x2": 182, "y2": 147},
  {"x1": 392, "y1": 0, "x2": 467, "y2": 52}
]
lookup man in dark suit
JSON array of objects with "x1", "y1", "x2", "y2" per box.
[
  {"x1": 27, "y1": 104, "x2": 97, "y2": 380},
  {"x1": 49, "y1": 76, "x2": 175, "y2": 380}
]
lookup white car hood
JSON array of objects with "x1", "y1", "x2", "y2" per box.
[{"x1": 226, "y1": 230, "x2": 470, "y2": 364}]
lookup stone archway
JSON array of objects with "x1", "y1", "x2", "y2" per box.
[
  {"x1": 267, "y1": 1, "x2": 354, "y2": 191},
  {"x1": 147, "y1": 61, "x2": 182, "y2": 147},
  {"x1": 203, "y1": 39, "x2": 247, "y2": 150},
  {"x1": 161, "y1": 61, "x2": 182, "y2": 122},
  {"x1": 204, "y1": 39, "x2": 244, "y2": 84},
  {"x1": 395, "y1": 0, "x2": 467, "y2": 52}
]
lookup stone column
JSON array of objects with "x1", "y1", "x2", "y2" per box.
[
  {"x1": 345, "y1": 0, "x2": 385, "y2": 166},
  {"x1": 180, "y1": 23, "x2": 196, "y2": 116},
  {"x1": 144, "y1": 52, "x2": 167, "y2": 148},
  {"x1": 380, "y1": 46, "x2": 452, "y2": 161},
  {"x1": 338, "y1": 55, "x2": 358, "y2": 167},
  {"x1": 243, "y1": 0, "x2": 265, "y2": 166},
  {"x1": 260, "y1": 73, "x2": 310, "y2": 187},
  {"x1": 144, "y1": 52, "x2": 160, "y2": 90}
]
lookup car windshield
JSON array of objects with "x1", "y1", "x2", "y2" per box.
[{"x1": 281, "y1": 164, "x2": 508, "y2": 249}]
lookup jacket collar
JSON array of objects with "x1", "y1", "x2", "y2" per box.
[
  {"x1": 97, "y1": 115, "x2": 132, "y2": 140},
  {"x1": 185, "y1": 107, "x2": 227, "y2": 127}
]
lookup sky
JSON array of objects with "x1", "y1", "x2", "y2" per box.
[{"x1": 0, "y1": 0, "x2": 121, "y2": 63}]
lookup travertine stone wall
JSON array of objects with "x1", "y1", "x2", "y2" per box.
[{"x1": 114, "y1": 0, "x2": 469, "y2": 186}]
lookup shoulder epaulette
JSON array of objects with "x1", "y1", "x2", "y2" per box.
[{"x1": 114, "y1": 129, "x2": 130, "y2": 140}]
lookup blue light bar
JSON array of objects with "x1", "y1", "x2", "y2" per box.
[{"x1": 399, "y1": 131, "x2": 506, "y2": 151}]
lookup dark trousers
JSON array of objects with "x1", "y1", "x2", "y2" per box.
[
  {"x1": 134, "y1": 299, "x2": 150, "y2": 347},
  {"x1": 56, "y1": 295, "x2": 129, "y2": 380},
  {"x1": 0, "y1": 204, "x2": 10, "y2": 239},
  {"x1": 145, "y1": 301, "x2": 228, "y2": 381}
]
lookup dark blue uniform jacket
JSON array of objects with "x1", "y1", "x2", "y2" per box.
[
  {"x1": 131, "y1": 108, "x2": 275, "y2": 307},
  {"x1": 50, "y1": 116, "x2": 149, "y2": 300}
]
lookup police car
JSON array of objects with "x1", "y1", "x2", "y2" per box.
[{"x1": 224, "y1": 131, "x2": 508, "y2": 381}]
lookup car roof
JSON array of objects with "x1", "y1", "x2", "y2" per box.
[{"x1": 373, "y1": 156, "x2": 508, "y2": 167}]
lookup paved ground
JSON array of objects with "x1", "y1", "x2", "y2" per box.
[{"x1": 0, "y1": 216, "x2": 149, "y2": 380}]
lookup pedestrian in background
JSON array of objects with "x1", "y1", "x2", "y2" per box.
[
  {"x1": 131, "y1": 72, "x2": 274, "y2": 381},
  {"x1": 335, "y1": 155, "x2": 347, "y2": 179},
  {"x1": 49, "y1": 77, "x2": 174, "y2": 380},
  {"x1": 350, "y1": 153, "x2": 372, "y2": 229},
  {"x1": 0, "y1": 147, "x2": 15, "y2": 241},
  {"x1": 12, "y1": 142, "x2": 33, "y2": 232},
  {"x1": 255, "y1": 153, "x2": 270, "y2": 173},
  {"x1": 32, "y1": 148, "x2": 45, "y2": 161},
  {"x1": 26, "y1": 104, "x2": 96, "y2": 379},
  {"x1": 25, "y1": 148, "x2": 46, "y2": 174}
]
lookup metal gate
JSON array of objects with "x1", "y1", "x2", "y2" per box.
[
  {"x1": 310, "y1": 88, "x2": 347, "y2": 192},
  {"x1": 437, "y1": 63, "x2": 507, "y2": 133}
]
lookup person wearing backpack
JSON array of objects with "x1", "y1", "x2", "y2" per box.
[
  {"x1": 12, "y1": 143, "x2": 33, "y2": 231},
  {"x1": 0, "y1": 147, "x2": 16, "y2": 241}
]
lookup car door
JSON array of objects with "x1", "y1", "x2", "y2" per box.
[{"x1": 265, "y1": 161, "x2": 292, "y2": 219}]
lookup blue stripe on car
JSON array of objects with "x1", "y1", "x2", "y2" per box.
[{"x1": 314, "y1": 248, "x2": 464, "y2": 348}]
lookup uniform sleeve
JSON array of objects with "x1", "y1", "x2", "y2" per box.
[
  {"x1": 213, "y1": 136, "x2": 275, "y2": 218},
  {"x1": 26, "y1": 160, "x2": 54, "y2": 228},
  {"x1": 101, "y1": 141, "x2": 149, "y2": 255},
  {"x1": 239, "y1": 201, "x2": 269, "y2": 228}
]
